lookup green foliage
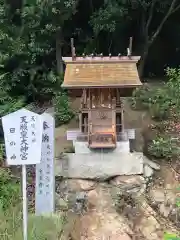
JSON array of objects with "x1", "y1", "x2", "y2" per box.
[
  {"x1": 148, "y1": 88, "x2": 172, "y2": 120},
  {"x1": 54, "y1": 91, "x2": 74, "y2": 127},
  {"x1": 132, "y1": 68, "x2": 180, "y2": 121},
  {"x1": 131, "y1": 85, "x2": 171, "y2": 120},
  {"x1": 0, "y1": 93, "x2": 25, "y2": 138},
  {"x1": 166, "y1": 67, "x2": 180, "y2": 107},
  {"x1": 0, "y1": 96, "x2": 25, "y2": 117},
  {"x1": 0, "y1": 143, "x2": 3, "y2": 161},
  {"x1": 0, "y1": 168, "x2": 20, "y2": 211},
  {"x1": 148, "y1": 135, "x2": 180, "y2": 160},
  {"x1": 130, "y1": 84, "x2": 152, "y2": 110},
  {"x1": 90, "y1": 1, "x2": 127, "y2": 35},
  {"x1": 132, "y1": 68, "x2": 180, "y2": 160},
  {"x1": 0, "y1": 0, "x2": 79, "y2": 218},
  {"x1": 0, "y1": 0, "x2": 78, "y2": 101},
  {"x1": 0, "y1": 206, "x2": 66, "y2": 239},
  {"x1": 90, "y1": 0, "x2": 180, "y2": 37}
]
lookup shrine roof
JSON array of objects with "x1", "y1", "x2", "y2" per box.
[{"x1": 61, "y1": 56, "x2": 142, "y2": 88}]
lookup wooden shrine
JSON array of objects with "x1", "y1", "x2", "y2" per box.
[{"x1": 61, "y1": 38, "x2": 142, "y2": 149}]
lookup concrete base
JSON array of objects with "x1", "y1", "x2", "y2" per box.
[
  {"x1": 55, "y1": 152, "x2": 143, "y2": 180},
  {"x1": 116, "y1": 141, "x2": 130, "y2": 153},
  {"x1": 73, "y1": 141, "x2": 90, "y2": 154},
  {"x1": 73, "y1": 141, "x2": 130, "y2": 154}
]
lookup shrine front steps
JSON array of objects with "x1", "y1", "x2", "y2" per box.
[{"x1": 55, "y1": 152, "x2": 144, "y2": 180}]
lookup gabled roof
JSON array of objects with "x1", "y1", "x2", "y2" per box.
[{"x1": 61, "y1": 56, "x2": 142, "y2": 88}]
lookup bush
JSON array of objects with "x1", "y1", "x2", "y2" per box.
[
  {"x1": 0, "y1": 95, "x2": 26, "y2": 138},
  {"x1": 0, "y1": 168, "x2": 20, "y2": 211},
  {"x1": 166, "y1": 67, "x2": 180, "y2": 105},
  {"x1": 130, "y1": 84, "x2": 152, "y2": 110},
  {"x1": 132, "y1": 85, "x2": 173, "y2": 120},
  {"x1": 148, "y1": 88, "x2": 172, "y2": 120},
  {"x1": 148, "y1": 135, "x2": 180, "y2": 160},
  {"x1": 0, "y1": 206, "x2": 66, "y2": 240},
  {"x1": 54, "y1": 91, "x2": 74, "y2": 127},
  {"x1": 131, "y1": 69, "x2": 180, "y2": 121}
]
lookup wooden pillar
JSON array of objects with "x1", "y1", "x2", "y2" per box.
[
  {"x1": 71, "y1": 38, "x2": 76, "y2": 60},
  {"x1": 129, "y1": 37, "x2": 133, "y2": 56},
  {"x1": 112, "y1": 108, "x2": 117, "y2": 145},
  {"x1": 88, "y1": 89, "x2": 91, "y2": 146},
  {"x1": 79, "y1": 113, "x2": 82, "y2": 132},
  {"x1": 80, "y1": 91, "x2": 83, "y2": 108},
  {"x1": 84, "y1": 89, "x2": 87, "y2": 105},
  {"x1": 116, "y1": 89, "x2": 120, "y2": 105},
  {"x1": 121, "y1": 100, "x2": 125, "y2": 138}
]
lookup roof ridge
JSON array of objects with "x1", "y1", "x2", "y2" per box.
[{"x1": 62, "y1": 56, "x2": 140, "y2": 63}]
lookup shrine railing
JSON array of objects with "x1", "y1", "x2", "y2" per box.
[{"x1": 89, "y1": 132, "x2": 115, "y2": 144}]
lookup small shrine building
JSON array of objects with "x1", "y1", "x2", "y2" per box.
[{"x1": 61, "y1": 43, "x2": 142, "y2": 150}]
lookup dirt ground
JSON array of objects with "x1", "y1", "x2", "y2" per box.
[{"x1": 55, "y1": 98, "x2": 79, "y2": 157}]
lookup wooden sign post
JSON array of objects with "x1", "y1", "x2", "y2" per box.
[
  {"x1": 2, "y1": 108, "x2": 43, "y2": 240},
  {"x1": 35, "y1": 113, "x2": 55, "y2": 215}
]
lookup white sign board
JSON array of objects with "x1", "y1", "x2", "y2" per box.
[
  {"x1": 127, "y1": 129, "x2": 135, "y2": 140},
  {"x1": 2, "y1": 108, "x2": 43, "y2": 165},
  {"x1": 35, "y1": 113, "x2": 55, "y2": 215},
  {"x1": 2, "y1": 108, "x2": 43, "y2": 240},
  {"x1": 67, "y1": 129, "x2": 81, "y2": 140}
]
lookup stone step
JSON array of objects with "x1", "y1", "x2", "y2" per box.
[{"x1": 55, "y1": 152, "x2": 144, "y2": 180}]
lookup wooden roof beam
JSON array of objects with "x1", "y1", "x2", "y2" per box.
[{"x1": 62, "y1": 56, "x2": 140, "y2": 63}]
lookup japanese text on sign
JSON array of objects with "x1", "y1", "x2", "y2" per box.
[
  {"x1": 35, "y1": 113, "x2": 55, "y2": 215},
  {"x1": 2, "y1": 108, "x2": 43, "y2": 165}
]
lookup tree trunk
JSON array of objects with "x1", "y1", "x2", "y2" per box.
[
  {"x1": 137, "y1": 33, "x2": 150, "y2": 78},
  {"x1": 56, "y1": 41, "x2": 63, "y2": 74},
  {"x1": 56, "y1": 30, "x2": 63, "y2": 74},
  {"x1": 138, "y1": 49, "x2": 149, "y2": 79}
]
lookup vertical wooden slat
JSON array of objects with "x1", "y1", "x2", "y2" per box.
[
  {"x1": 121, "y1": 102, "x2": 124, "y2": 132},
  {"x1": 112, "y1": 107, "x2": 116, "y2": 145},
  {"x1": 84, "y1": 116, "x2": 87, "y2": 133},
  {"x1": 129, "y1": 37, "x2": 133, "y2": 56},
  {"x1": 84, "y1": 89, "x2": 87, "y2": 106},
  {"x1": 79, "y1": 113, "x2": 82, "y2": 132},
  {"x1": 71, "y1": 38, "x2": 75, "y2": 60}
]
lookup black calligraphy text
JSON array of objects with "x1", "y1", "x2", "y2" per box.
[{"x1": 20, "y1": 116, "x2": 28, "y2": 160}]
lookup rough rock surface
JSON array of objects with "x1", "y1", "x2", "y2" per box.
[
  {"x1": 143, "y1": 157, "x2": 160, "y2": 170},
  {"x1": 55, "y1": 177, "x2": 180, "y2": 240},
  {"x1": 62, "y1": 182, "x2": 133, "y2": 239},
  {"x1": 149, "y1": 188, "x2": 177, "y2": 205},
  {"x1": 144, "y1": 165, "x2": 154, "y2": 178},
  {"x1": 110, "y1": 175, "x2": 146, "y2": 196}
]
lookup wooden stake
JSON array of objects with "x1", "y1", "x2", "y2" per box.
[
  {"x1": 71, "y1": 38, "x2": 76, "y2": 60},
  {"x1": 129, "y1": 37, "x2": 133, "y2": 55}
]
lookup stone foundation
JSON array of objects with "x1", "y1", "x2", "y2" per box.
[
  {"x1": 55, "y1": 152, "x2": 144, "y2": 179},
  {"x1": 73, "y1": 140, "x2": 130, "y2": 154}
]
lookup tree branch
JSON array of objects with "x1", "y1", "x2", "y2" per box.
[
  {"x1": 171, "y1": 3, "x2": 180, "y2": 14},
  {"x1": 146, "y1": 0, "x2": 157, "y2": 31},
  {"x1": 149, "y1": 0, "x2": 178, "y2": 46}
]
